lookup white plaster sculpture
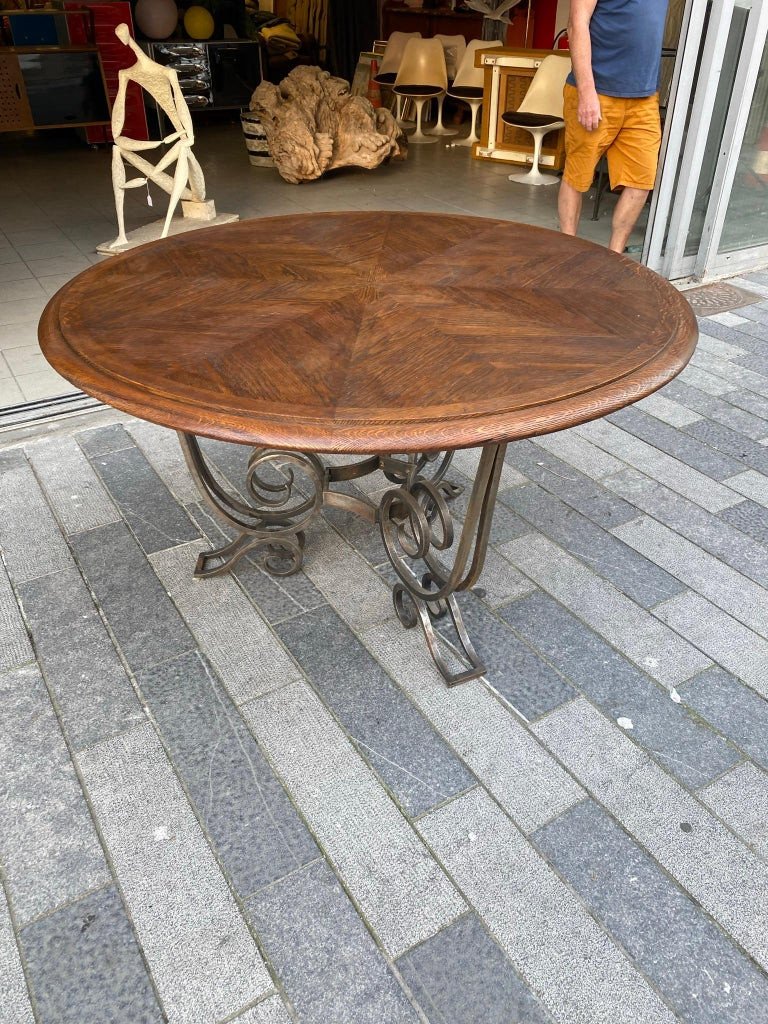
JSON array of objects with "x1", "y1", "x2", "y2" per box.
[{"x1": 102, "y1": 25, "x2": 236, "y2": 253}]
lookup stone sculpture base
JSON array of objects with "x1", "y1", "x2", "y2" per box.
[{"x1": 97, "y1": 212, "x2": 239, "y2": 255}]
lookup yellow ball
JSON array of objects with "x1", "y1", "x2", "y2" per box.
[{"x1": 184, "y1": 5, "x2": 214, "y2": 39}]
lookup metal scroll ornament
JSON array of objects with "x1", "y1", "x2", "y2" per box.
[
  {"x1": 380, "y1": 443, "x2": 507, "y2": 685},
  {"x1": 178, "y1": 433, "x2": 325, "y2": 578}
]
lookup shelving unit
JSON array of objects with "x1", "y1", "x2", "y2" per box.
[{"x1": 0, "y1": 7, "x2": 110, "y2": 132}]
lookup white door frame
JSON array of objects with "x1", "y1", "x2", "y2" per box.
[{"x1": 644, "y1": 0, "x2": 768, "y2": 280}]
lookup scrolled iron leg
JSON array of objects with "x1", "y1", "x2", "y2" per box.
[
  {"x1": 178, "y1": 432, "x2": 322, "y2": 579},
  {"x1": 381, "y1": 443, "x2": 507, "y2": 686}
]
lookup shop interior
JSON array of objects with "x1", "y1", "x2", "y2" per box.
[{"x1": 0, "y1": 0, "x2": 686, "y2": 416}]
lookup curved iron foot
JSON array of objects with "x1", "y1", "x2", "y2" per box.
[
  {"x1": 194, "y1": 531, "x2": 306, "y2": 579},
  {"x1": 381, "y1": 442, "x2": 507, "y2": 685}
]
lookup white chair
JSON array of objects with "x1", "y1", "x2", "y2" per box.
[
  {"x1": 393, "y1": 38, "x2": 448, "y2": 145},
  {"x1": 374, "y1": 31, "x2": 421, "y2": 124},
  {"x1": 428, "y1": 34, "x2": 467, "y2": 136},
  {"x1": 501, "y1": 54, "x2": 572, "y2": 185},
  {"x1": 448, "y1": 39, "x2": 503, "y2": 148}
]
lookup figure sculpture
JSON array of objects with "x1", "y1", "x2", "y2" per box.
[
  {"x1": 250, "y1": 66, "x2": 405, "y2": 184},
  {"x1": 107, "y1": 24, "x2": 217, "y2": 250}
]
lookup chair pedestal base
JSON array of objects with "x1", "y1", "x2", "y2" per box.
[{"x1": 507, "y1": 169, "x2": 561, "y2": 186}]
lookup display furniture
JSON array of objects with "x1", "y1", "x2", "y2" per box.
[{"x1": 39, "y1": 212, "x2": 698, "y2": 685}]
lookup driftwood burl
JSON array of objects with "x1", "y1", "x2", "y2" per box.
[{"x1": 250, "y1": 66, "x2": 406, "y2": 184}]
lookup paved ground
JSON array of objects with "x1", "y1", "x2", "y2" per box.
[{"x1": 2, "y1": 273, "x2": 768, "y2": 1023}]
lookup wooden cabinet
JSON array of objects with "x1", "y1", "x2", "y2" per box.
[
  {"x1": 0, "y1": 52, "x2": 33, "y2": 132},
  {"x1": 381, "y1": 4, "x2": 484, "y2": 41},
  {"x1": 1, "y1": 8, "x2": 111, "y2": 135},
  {"x1": 475, "y1": 47, "x2": 568, "y2": 169}
]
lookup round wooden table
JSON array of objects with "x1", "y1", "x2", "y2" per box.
[{"x1": 40, "y1": 212, "x2": 698, "y2": 684}]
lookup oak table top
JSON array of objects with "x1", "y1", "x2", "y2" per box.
[{"x1": 39, "y1": 212, "x2": 697, "y2": 454}]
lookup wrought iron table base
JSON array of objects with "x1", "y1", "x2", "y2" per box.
[{"x1": 179, "y1": 433, "x2": 507, "y2": 686}]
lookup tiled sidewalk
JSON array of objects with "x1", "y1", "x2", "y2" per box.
[{"x1": 2, "y1": 275, "x2": 768, "y2": 1023}]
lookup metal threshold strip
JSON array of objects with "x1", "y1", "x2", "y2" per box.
[{"x1": 0, "y1": 392, "x2": 104, "y2": 432}]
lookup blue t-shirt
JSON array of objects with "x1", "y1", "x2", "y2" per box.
[{"x1": 566, "y1": 0, "x2": 669, "y2": 98}]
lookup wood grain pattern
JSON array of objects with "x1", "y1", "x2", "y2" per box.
[{"x1": 39, "y1": 212, "x2": 698, "y2": 453}]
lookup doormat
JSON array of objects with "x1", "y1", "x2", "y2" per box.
[{"x1": 682, "y1": 281, "x2": 762, "y2": 316}]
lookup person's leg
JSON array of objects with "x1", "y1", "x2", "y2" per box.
[
  {"x1": 605, "y1": 94, "x2": 661, "y2": 253},
  {"x1": 609, "y1": 187, "x2": 649, "y2": 252},
  {"x1": 559, "y1": 84, "x2": 613, "y2": 238},
  {"x1": 558, "y1": 178, "x2": 583, "y2": 235}
]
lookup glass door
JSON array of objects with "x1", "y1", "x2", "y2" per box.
[{"x1": 644, "y1": 0, "x2": 768, "y2": 280}]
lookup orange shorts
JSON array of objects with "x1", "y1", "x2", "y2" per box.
[{"x1": 562, "y1": 83, "x2": 661, "y2": 193}]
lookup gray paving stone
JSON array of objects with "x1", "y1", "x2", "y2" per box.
[
  {"x1": 678, "y1": 364, "x2": 733, "y2": 396},
  {"x1": 397, "y1": 911, "x2": 554, "y2": 1024},
  {"x1": 361, "y1": 619, "x2": 584, "y2": 833},
  {"x1": 502, "y1": 483, "x2": 685, "y2": 608},
  {"x1": 417, "y1": 789, "x2": 675, "y2": 1024},
  {"x1": 276, "y1": 605, "x2": 475, "y2": 816},
  {"x1": 445, "y1": 594, "x2": 576, "y2": 720},
  {"x1": 677, "y1": 667, "x2": 768, "y2": 770},
  {"x1": 533, "y1": 697, "x2": 768, "y2": 971},
  {"x1": 503, "y1": 439, "x2": 639, "y2": 528},
  {"x1": 231, "y1": 996, "x2": 294, "y2": 1024},
  {"x1": 127, "y1": 420, "x2": 202, "y2": 506},
  {"x1": 0, "y1": 450, "x2": 73, "y2": 583},
  {"x1": 661, "y1": 379, "x2": 768, "y2": 440},
  {"x1": 150, "y1": 541, "x2": 302, "y2": 704},
  {"x1": 450, "y1": 446, "x2": 528, "y2": 490},
  {"x1": 635, "y1": 390, "x2": 703, "y2": 427},
  {"x1": 77, "y1": 723, "x2": 271, "y2": 1024},
  {"x1": 199, "y1": 437, "x2": 251, "y2": 493},
  {"x1": 724, "y1": 388, "x2": 768, "y2": 422},
  {"x1": 654, "y1": 591, "x2": 768, "y2": 699},
  {"x1": 604, "y1": 468, "x2": 768, "y2": 588},
  {"x1": 500, "y1": 592, "x2": 738, "y2": 787},
  {"x1": 247, "y1": 860, "x2": 419, "y2": 1024},
  {"x1": 695, "y1": 330, "x2": 751, "y2": 359},
  {"x1": 26, "y1": 436, "x2": 120, "y2": 534},
  {"x1": 684, "y1": 418, "x2": 768, "y2": 472},
  {"x1": 90, "y1": 445, "x2": 201, "y2": 554},
  {"x1": 300, "y1": 518, "x2": 394, "y2": 632},
  {"x1": 607, "y1": 406, "x2": 744, "y2": 479},
  {"x1": 184, "y1": 501, "x2": 325, "y2": 625},
  {"x1": 242, "y1": 681, "x2": 465, "y2": 956},
  {"x1": 574, "y1": 419, "x2": 741, "y2": 512},
  {"x1": 691, "y1": 348, "x2": 768, "y2": 398},
  {"x1": 18, "y1": 567, "x2": 144, "y2": 751},
  {"x1": 448, "y1": 471, "x2": 534, "y2": 545},
  {"x1": 0, "y1": 559, "x2": 33, "y2": 672},
  {"x1": 531, "y1": 430, "x2": 633, "y2": 479},
  {"x1": 0, "y1": 887, "x2": 34, "y2": 1024},
  {"x1": 613, "y1": 516, "x2": 768, "y2": 639},
  {"x1": 500, "y1": 534, "x2": 711, "y2": 688},
  {"x1": 724, "y1": 469, "x2": 768, "y2": 507},
  {"x1": 534, "y1": 799, "x2": 768, "y2": 1024},
  {"x1": 699, "y1": 763, "x2": 768, "y2": 858},
  {"x1": 70, "y1": 522, "x2": 194, "y2": 673},
  {"x1": 0, "y1": 664, "x2": 109, "y2": 926},
  {"x1": 76, "y1": 423, "x2": 135, "y2": 457},
  {"x1": 719, "y1": 498, "x2": 768, "y2": 546},
  {"x1": 137, "y1": 650, "x2": 317, "y2": 897},
  {"x1": 735, "y1": 352, "x2": 768, "y2": 379},
  {"x1": 19, "y1": 886, "x2": 163, "y2": 1024}
]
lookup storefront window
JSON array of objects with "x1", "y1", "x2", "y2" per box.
[{"x1": 719, "y1": 32, "x2": 768, "y2": 253}]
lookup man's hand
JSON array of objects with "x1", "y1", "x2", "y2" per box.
[{"x1": 578, "y1": 87, "x2": 602, "y2": 131}]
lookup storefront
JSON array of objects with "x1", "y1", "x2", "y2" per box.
[{"x1": 645, "y1": 0, "x2": 768, "y2": 280}]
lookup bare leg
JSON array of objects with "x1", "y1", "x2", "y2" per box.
[
  {"x1": 558, "y1": 178, "x2": 583, "y2": 236},
  {"x1": 187, "y1": 151, "x2": 206, "y2": 202},
  {"x1": 609, "y1": 186, "x2": 649, "y2": 253}
]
